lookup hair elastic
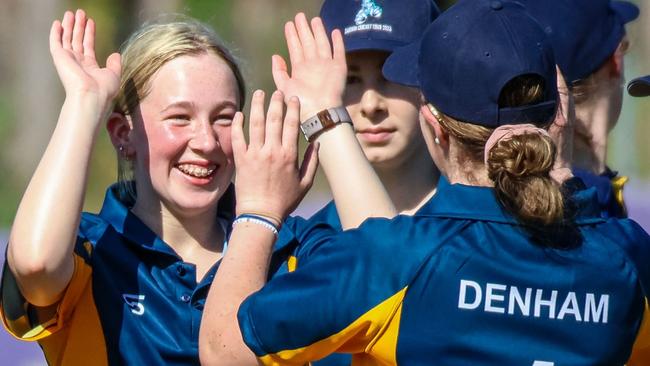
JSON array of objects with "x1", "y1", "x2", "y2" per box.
[{"x1": 483, "y1": 124, "x2": 550, "y2": 165}]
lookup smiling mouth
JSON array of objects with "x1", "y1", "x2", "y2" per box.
[{"x1": 176, "y1": 163, "x2": 217, "y2": 178}]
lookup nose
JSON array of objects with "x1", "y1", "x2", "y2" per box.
[
  {"x1": 360, "y1": 88, "x2": 387, "y2": 120},
  {"x1": 189, "y1": 119, "x2": 219, "y2": 152}
]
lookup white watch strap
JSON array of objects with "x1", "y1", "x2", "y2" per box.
[{"x1": 300, "y1": 107, "x2": 352, "y2": 142}]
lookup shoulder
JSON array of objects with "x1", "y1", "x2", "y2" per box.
[{"x1": 581, "y1": 218, "x2": 650, "y2": 295}]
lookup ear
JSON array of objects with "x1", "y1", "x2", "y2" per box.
[
  {"x1": 607, "y1": 40, "x2": 627, "y2": 79},
  {"x1": 420, "y1": 104, "x2": 449, "y2": 148},
  {"x1": 106, "y1": 112, "x2": 134, "y2": 157}
]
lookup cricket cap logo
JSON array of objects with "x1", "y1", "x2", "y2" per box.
[{"x1": 355, "y1": 0, "x2": 383, "y2": 25}]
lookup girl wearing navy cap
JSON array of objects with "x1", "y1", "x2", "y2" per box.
[
  {"x1": 200, "y1": 0, "x2": 650, "y2": 364},
  {"x1": 265, "y1": 2, "x2": 440, "y2": 364},
  {"x1": 519, "y1": 0, "x2": 639, "y2": 219}
]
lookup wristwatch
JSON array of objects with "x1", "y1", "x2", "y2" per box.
[{"x1": 300, "y1": 107, "x2": 352, "y2": 142}]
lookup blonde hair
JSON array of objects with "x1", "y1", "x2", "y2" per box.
[
  {"x1": 433, "y1": 75, "x2": 564, "y2": 229},
  {"x1": 113, "y1": 17, "x2": 246, "y2": 203}
]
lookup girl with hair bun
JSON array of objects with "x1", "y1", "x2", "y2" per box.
[{"x1": 201, "y1": 0, "x2": 650, "y2": 364}]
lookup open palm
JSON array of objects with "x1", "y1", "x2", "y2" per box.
[{"x1": 50, "y1": 10, "x2": 121, "y2": 113}]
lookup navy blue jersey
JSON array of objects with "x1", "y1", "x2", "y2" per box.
[
  {"x1": 240, "y1": 182, "x2": 650, "y2": 365},
  {"x1": 0, "y1": 184, "x2": 290, "y2": 365},
  {"x1": 573, "y1": 167, "x2": 628, "y2": 218}
]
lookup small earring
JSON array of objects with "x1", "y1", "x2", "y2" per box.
[
  {"x1": 119, "y1": 145, "x2": 124, "y2": 153},
  {"x1": 434, "y1": 137, "x2": 440, "y2": 145}
]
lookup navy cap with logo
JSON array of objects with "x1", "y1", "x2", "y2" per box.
[
  {"x1": 383, "y1": 0, "x2": 558, "y2": 128},
  {"x1": 518, "y1": 0, "x2": 638, "y2": 86},
  {"x1": 627, "y1": 75, "x2": 650, "y2": 97},
  {"x1": 319, "y1": 0, "x2": 440, "y2": 53}
]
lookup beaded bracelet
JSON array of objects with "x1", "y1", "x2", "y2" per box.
[{"x1": 232, "y1": 214, "x2": 279, "y2": 237}]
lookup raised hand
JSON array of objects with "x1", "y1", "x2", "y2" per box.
[
  {"x1": 232, "y1": 90, "x2": 319, "y2": 225},
  {"x1": 272, "y1": 13, "x2": 347, "y2": 121},
  {"x1": 50, "y1": 9, "x2": 121, "y2": 115},
  {"x1": 549, "y1": 66, "x2": 575, "y2": 183}
]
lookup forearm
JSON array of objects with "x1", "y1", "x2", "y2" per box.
[
  {"x1": 315, "y1": 123, "x2": 396, "y2": 229},
  {"x1": 8, "y1": 93, "x2": 105, "y2": 306},
  {"x1": 199, "y1": 223, "x2": 274, "y2": 365}
]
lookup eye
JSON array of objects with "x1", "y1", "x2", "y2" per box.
[
  {"x1": 166, "y1": 114, "x2": 191, "y2": 124},
  {"x1": 212, "y1": 114, "x2": 235, "y2": 126}
]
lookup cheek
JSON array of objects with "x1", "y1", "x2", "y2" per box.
[{"x1": 214, "y1": 125, "x2": 234, "y2": 156}]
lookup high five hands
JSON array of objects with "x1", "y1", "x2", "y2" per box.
[
  {"x1": 232, "y1": 90, "x2": 319, "y2": 226},
  {"x1": 272, "y1": 13, "x2": 347, "y2": 121},
  {"x1": 50, "y1": 10, "x2": 121, "y2": 120}
]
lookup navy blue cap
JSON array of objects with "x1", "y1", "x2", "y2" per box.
[
  {"x1": 383, "y1": 0, "x2": 558, "y2": 128},
  {"x1": 518, "y1": 0, "x2": 638, "y2": 86},
  {"x1": 320, "y1": 0, "x2": 440, "y2": 53},
  {"x1": 627, "y1": 75, "x2": 650, "y2": 97}
]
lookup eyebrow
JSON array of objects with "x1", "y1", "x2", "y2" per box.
[{"x1": 160, "y1": 100, "x2": 238, "y2": 114}]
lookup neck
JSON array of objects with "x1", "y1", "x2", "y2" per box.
[
  {"x1": 573, "y1": 101, "x2": 612, "y2": 174},
  {"x1": 131, "y1": 198, "x2": 224, "y2": 255},
  {"x1": 374, "y1": 153, "x2": 439, "y2": 215}
]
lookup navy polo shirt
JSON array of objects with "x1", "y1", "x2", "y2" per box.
[
  {"x1": 573, "y1": 167, "x2": 628, "y2": 218},
  {"x1": 241, "y1": 182, "x2": 650, "y2": 365},
  {"x1": 1, "y1": 184, "x2": 238, "y2": 365}
]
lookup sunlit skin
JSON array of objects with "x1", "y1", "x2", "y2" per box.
[
  {"x1": 345, "y1": 51, "x2": 425, "y2": 168},
  {"x1": 344, "y1": 50, "x2": 437, "y2": 213},
  {"x1": 126, "y1": 53, "x2": 239, "y2": 227}
]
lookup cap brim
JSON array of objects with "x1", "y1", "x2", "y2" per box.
[
  {"x1": 343, "y1": 37, "x2": 409, "y2": 53},
  {"x1": 611, "y1": 1, "x2": 639, "y2": 23},
  {"x1": 382, "y1": 40, "x2": 421, "y2": 87},
  {"x1": 627, "y1": 75, "x2": 650, "y2": 97}
]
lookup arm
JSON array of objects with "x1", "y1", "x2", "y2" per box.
[
  {"x1": 272, "y1": 14, "x2": 396, "y2": 229},
  {"x1": 6, "y1": 9, "x2": 120, "y2": 306},
  {"x1": 199, "y1": 90, "x2": 318, "y2": 365}
]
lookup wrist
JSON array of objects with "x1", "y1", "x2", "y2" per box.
[{"x1": 299, "y1": 99, "x2": 344, "y2": 122}]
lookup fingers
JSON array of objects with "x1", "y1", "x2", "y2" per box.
[
  {"x1": 72, "y1": 10, "x2": 87, "y2": 54},
  {"x1": 282, "y1": 96, "x2": 301, "y2": 149},
  {"x1": 249, "y1": 90, "x2": 266, "y2": 148},
  {"x1": 61, "y1": 11, "x2": 74, "y2": 50},
  {"x1": 331, "y1": 29, "x2": 346, "y2": 63},
  {"x1": 266, "y1": 91, "x2": 285, "y2": 147},
  {"x1": 271, "y1": 54, "x2": 290, "y2": 92},
  {"x1": 295, "y1": 13, "x2": 317, "y2": 59},
  {"x1": 299, "y1": 142, "x2": 320, "y2": 190},
  {"x1": 285, "y1": 21, "x2": 304, "y2": 65},
  {"x1": 231, "y1": 111, "x2": 247, "y2": 164},
  {"x1": 83, "y1": 18, "x2": 96, "y2": 59},
  {"x1": 49, "y1": 20, "x2": 63, "y2": 54},
  {"x1": 106, "y1": 52, "x2": 122, "y2": 78},
  {"x1": 310, "y1": 17, "x2": 332, "y2": 59}
]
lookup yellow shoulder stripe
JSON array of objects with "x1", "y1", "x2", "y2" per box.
[
  {"x1": 287, "y1": 256, "x2": 298, "y2": 273},
  {"x1": 258, "y1": 287, "x2": 407, "y2": 366}
]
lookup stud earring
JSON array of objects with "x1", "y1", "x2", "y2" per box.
[{"x1": 434, "y1": 137, "x2": 440, "y2": 145}]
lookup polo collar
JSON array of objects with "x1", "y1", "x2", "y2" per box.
[
  {"x1": 98, "y1": 183, "x2": 236, "y2": 258},
  {"x1": 417, "y1": 177, "x2": 603, "y2": 225}
]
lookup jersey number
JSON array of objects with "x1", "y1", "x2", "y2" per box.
[{"x1": 123, "y1": 294, "x2": 146, "y2": 315}]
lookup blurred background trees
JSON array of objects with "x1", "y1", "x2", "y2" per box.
[{"x1": 0, "y1": 0, "x2": 647, "y2": 229}]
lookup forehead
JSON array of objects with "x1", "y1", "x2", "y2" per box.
[
  {"x1": 347, "y1": 50, "x2": 390, "y2": 70},
  {"x1": 143, "y1": 53, "x2": 239, "y2": 107}
]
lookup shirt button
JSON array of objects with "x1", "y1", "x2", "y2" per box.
[
  {"x1": 490, "y1": 1, "x2": 503, "y2": 10},
  {"x1": 180, "y1": 294, "x2": 191, "y2": 303},
  {"x1": 176, "y1": 266, "x2": 186, "y2": 277}
]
